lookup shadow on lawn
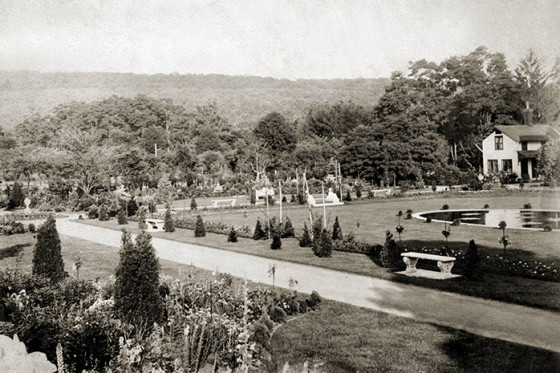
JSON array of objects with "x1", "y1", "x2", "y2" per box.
[
  {"x1": 437, "y1": 326, "x2": 560, "y2": 373},
  {"x1": 0, "y1": 243, "x2": 30, "y2": 260}
]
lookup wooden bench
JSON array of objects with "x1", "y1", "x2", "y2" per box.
[
  {"x1": 401, "y1": 252, "x2": 456, "y2": 278},
  {"x1": 212, "y1": 199, "x2": 236, "y2": 208}
]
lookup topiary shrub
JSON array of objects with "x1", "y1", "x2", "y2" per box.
[
  {"x1": 250, "y1": 191, "x2": 256, "y2": 205},
  {"x1": 28, "y1": 223, "x2": 36, "y2": 233},
  {"x1": 355, "y1": 186, "x2": 362, "y2": 199},
  {"x1": 227, "y1": 228, "x2": 238, "y2": 242},
  {"x1": 98, "y1": 204, "x2": 109, "y2": 221},
  {"x1": 87, "y1": 206, "x2": 99, "y2": 219},
  {"x1": 282, "y1": 217, "x2": 295, "y2": 238},
  {"x1": 299, "y1": 222, "x2": 312, "y2": 247},
  {"x1": 163, "y1": 205, "x2": 175, "y2": 232},
  {"x1": 380, "y1": 230, "x2": 401, "y2": 269},
  {"x1": 190, "y1": 197, "x2": 198, "y2": 211},
  {"x1": 426, "y1": 217, "x2": 432, "y2": 223},
  {"x1": 297, "y1": 192, "x2": 305, "y2": 205},
  {"x1": 332, "y1": 216, "x2": 343, "y2": 241},
  {"x1": 523, "y1": 203, "x2": 532, "y2": 209},
  {"x1": 406, "y1": 209, "x2": 413, "y2": 219},
  {"x1": 253, "y1": 219, "x2": 266, "y2": 240},
  {"x1": 312, "y1": 228, "x2": 333, "y2": 258},
  {"x1": 306, "y1": 291, "x2": 322, "y2": 310},
  {"x1": 7, "y1": 182, "x2": 25, "y2": 210},
  {"x1": 484, "y1": 204, "x2": 490, "y2": 209},
  {"x1": 127, "y1": 198, "x2": 138, "y2": 217},
  {"x1": 281, "y1": 196, "x2": 287, "y2": 203},
  {"x1": 344, "y1": 190, "x2": 352, "y2": 202},
  {"x1": 114, "y1": 230, "x2": 163, "y2": 327},
  {"x1": 270, "y1": 233, "x2": 282, "y2": 250},
  {"x1": 194, "y1": 215, "x2": 206, "y2": 237},
  {"x1": 32, "y1": 215, "x2": 66, "y2": 283},
  {"x1": 117, "y1": 209, "x2": 128, "y2": 225},
  {"x1": 442, "y1": 204, "x2": 449, "y2": 210},
  {"x1": 451, "y1": 218, "x2": 461, "y2": 226},
  {"x1": 463, "y1": 239, "x2": 480, "y2": 279},
  {"x1": 269, "y1": 306, "x2": 287, "y2": 323}
]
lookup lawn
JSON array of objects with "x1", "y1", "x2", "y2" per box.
[
  {"x1": 271, "y1": 301, "x2": 560, "y2": 373},
  {"x1": 2, "y1": 231, "x2": 558, "y2": 372},
  {"x1": 79, "y1": 191, "x2": 560, "y2": 311}
]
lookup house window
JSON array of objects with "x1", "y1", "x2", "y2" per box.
[
  {"x1": 522, "y1": 142, "x2": 528, "y2": 150},
  {"x1": 488, "y1": 160, "x2": 499, "y2": 173},
  {"x1": 502, "y1": 159, "x2": 513, "y2": 173},
  {"x1": 495, "y1": 135, "x2": 503, "y2": 150}
]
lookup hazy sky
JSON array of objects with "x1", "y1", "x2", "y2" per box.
[{"x1": 1, "y1": 0, "x2": 559, "y2": 79}]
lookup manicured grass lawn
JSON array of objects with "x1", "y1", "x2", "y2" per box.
[
  {"x1": 271, "y1": 301, "x2": 560, "y2": 373},
  {"x1": 79, "y1": 192, "x2": 560, "y2": 311}
]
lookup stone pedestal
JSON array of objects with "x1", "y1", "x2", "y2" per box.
[{"x1": 403, "y1": 257, "x2": 418, "y2": 273}]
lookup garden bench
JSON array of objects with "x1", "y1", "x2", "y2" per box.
[
  {"x1": 371, "y1": 189, "x2": 391, "y2": 198},
  {"x1": 212, "y1": 199, "x2": 236, "y2": 208},
  {"x1": 145, "y1": 218, "x2": 164, "y2": 232},
  {"x1": 401, "y1": 252, "x2": 456, "y2": 279}
]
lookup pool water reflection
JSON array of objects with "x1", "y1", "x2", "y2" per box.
[{"x1": 417, "y1": 209, "x2": 560, "y2": 230}]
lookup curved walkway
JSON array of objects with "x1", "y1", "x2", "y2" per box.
[{"x1": 57, "y1": 218, "x2": 560, "y2": 353}]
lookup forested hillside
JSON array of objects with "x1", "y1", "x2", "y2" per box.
[{"x1": 0, "y1": 71, "x2": 389, "y2": 130}]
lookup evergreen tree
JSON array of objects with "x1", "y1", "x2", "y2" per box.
[
  {"x1": 312, "y1": 216, "x2": 323, "y2": 241},
  {"x1": 312, "y1": 229, "x2": 333, "y2": 258},
  {"x1": 138, "y1": 208, "x2": 147, "y2": 230},
  {"x1": 32, "y1": 215, "x2": 66, "y2": 283},
  {"x1": 344, "y1": 190, "x2": 352, "y2": 202},
  {"x1": 250, "y1": 191, "x2": 256, "y2": 205},
  {"x1": 299, "y1": 222, "x2": 312, "y2": 247},
  {"x1": 117, "y1": 209, "x2": 128, "y2": 225},
  {"x1": 127, "y1": 198, "x2": 138, "y2": 217},
  {"x1": 381, "y1": 230, "x2": 401, "y2": 269},
  {"x1": 227, "y1": 228, "x2": 238, "y2": 243},
  {"x1": 332, "y1": 216, "x2": 343, "y2": 240},
  {"x1": 163, "y1": 205, "x2": 175, "y2": 232},
  {"x1": 8, "y1": 181, "x2": 25, "y2": 210},
  {"x1": 464, "y1": 240, "x2": 480, "y2": 279},
  {"x1": 194, "y1": 215, "x2": 206, "y2": 237},
  {"x1": 270, "y1": 232, "x2": 282, "y2": 250},
  {"x1": 98, "y1": 204, "x2": 109, "y2": 221},
  {"x1": 253, "y1": 218, "x2": 266, "y2": 240},
  {"x1": 355, "y1": 186, "x2": 362, "y2": 198},
  {"x1": 297, "y1": 192, "x2": 306, "y2": 205},
  {"x1": 282, "y1": 217, "x2": 295, "y2": 238},
  {"x1": 190, "y1": 197, "x2": 198, "y2": 211},
  {"x1": 115, "y1": 230, "x2": 163, "y2": 327}
]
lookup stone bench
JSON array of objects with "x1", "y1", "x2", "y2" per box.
[
  {"x1": 371, "y1": 189, "x2": 392, "y2": 198},
  {"x1": 401, "y1": 252, "x2": 456, "y2": 279},
  {"x1": 212, "y1": 199, "x2": 236, "y2": 208}
]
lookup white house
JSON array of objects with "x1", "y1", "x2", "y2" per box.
[{"x1": 482, "y1": 125, "x2": 559, "y2": 180}]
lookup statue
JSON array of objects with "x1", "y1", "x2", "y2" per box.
[
  {"x1": 24, "y1": 197, "x2": 31, "y2": 215},
  {"x1": 307, "y1": 193, "x2": 316, "y2": 207},
  {"x1": 325, "y1": 188, "x2": 340, "y2": 204}
]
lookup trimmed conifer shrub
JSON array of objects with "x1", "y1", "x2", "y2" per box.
[
  {"x1": 312, "y1": 216, "x2": 323, "y2": 242},
  {"x1": 355, "y1": 186, "x2": 362, "y2": 198},
  {"x1": 282, "y1": 196, "x2": 287, "y2": 203},
  {"x1": 28, "y1": 223, "x2": 36, "y2": 233},
  {"x1": 115, "y1": 230, "x2": 163, "y2": 327},
  {"x1": 227, "y1": 228, "x2": 238, "y2": 242},
  {"x1": 117, "y1": 209, "x2": 128, "y2": 225},
  {"x1": 297, "y1": 192, "x2": 305, "y2": 205},
  {"x1": 270, "y1": 232, "x2": 282, "y2": 250},
  {"x1": 464, "y1": 239, "x2": 480, "y2": 279},
  {"x1": 7, "y1": 181, "x2": 25, "y2": 210},
  {"x1": 332, "y1": 216, "x2": 343, "y2": 240},
  {"x1": 138, "y1": 208, "x2": 148, "y2": 230},
  {"x1": 442, "y1": 204, "x2": 449, "y2": 210},
  {"x1": 194, "y1": 215, "x2": 206, "y2": 237},
  {"x1": 163, "y1": 205, "x2": 175, "y2": 232},
  {"x1": 299, "y1": 222, "x2": 312, "y2": 247},
  {"x1": 127, "y1": 198, "x2": 138, "y2": 217},
  {"x1": 87, "y1": 206, "x2": 99, "y2": 219},
  {"x1": 190, "y1": 197, "x2": 198, "y2": 211},
  {"x1": 312, "y1": 228, "x2": 333, "y2": 258},
  {"x1": 253, "y1": 219, "x2": 266, "y2": 240},
  {"x1": 32, "y1": 215, "x2": 66, "y2": 283},
  {"x1": 250, "y1": 191, "x2": 256, "y2": 205},
  {"x1": 380, "y1": 230, "x2": 401, "y2": 269},
  {"x1": 98, "y1": 204, "x2": 109, "y2": 221},
  {"x1": 344, "y1": 190, "x2": 352, "y2": 202},
  {"x1": 282, "y1": 217, "x2": 295, "y2": 238}
]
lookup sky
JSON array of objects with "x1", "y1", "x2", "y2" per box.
[{"x1": 1, "y1": 0, "x2": 559, "y2": 80}]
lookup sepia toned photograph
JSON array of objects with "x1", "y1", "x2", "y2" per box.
[{"x1": 0, "y1": 1, "x2": 559, "y2": 372}]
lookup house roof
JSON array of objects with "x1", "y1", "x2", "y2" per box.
[{"x1": 494, "y1": 125, "x2": 556, "y2": 142}]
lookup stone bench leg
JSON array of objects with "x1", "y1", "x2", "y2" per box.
[
  {"x1": 437, "y1": 261, "x2": 454, "y2": 278},
  {"x1": 403, "y1": 257, "x2": 418, "y2": 273}
]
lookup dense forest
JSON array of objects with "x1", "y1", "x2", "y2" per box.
[{"x1": 1, "y1": 47, "x2": 559, "y2": 207}]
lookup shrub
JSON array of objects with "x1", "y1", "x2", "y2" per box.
[
  {"x1": 126, "y1": 198, "x2": 138, "y2": 217},
  {"x1": 194, "y1": 215, "x2": 206, "y2": 237},
  {"x1": 451, "y1": 218, "x2": 461, "y2": 226},
  {"x1": 163, "y1": 205, "x2": 175, "y2": 232},
  {"x1": 405, "y1": 209, "x2": 413, "y2": 219},
  {"x1": 442, "y1": 204, "x2": 449, "y2": 210},
  {"x1": 8, "y1": 182, "x2": 25, "y2": 210},
  {"x1": 190, "y1": 197, "x2": 198, "y2": 211},
  {"x1": 312, "y1": 229, "x2": 333, "y2": 258},
  {"x1": 332, "y1": 216, "x2": 343, "y2": 240},
  {"x1": 114, "y1": 230, "x2": 163, "y2": 327},
  {"x1": 227, "y1": 228, "x2": 238, "y2": 242},
  {"x1": 281, "y1": 196, "x2": 287, "y2": 203},
  {"x1": 463, "y1": 240, "x2": 480, "y2": 279},
  {"x1": 297, "y1": 192, "x2": 306, "y2": 205},
  {"x1": 523, "y1": 203, "x2": 532, "y2": 209},
  {"x1": 484, "y1": 204, "x2": 490, "y2": 209},
  {"x1": 138, "y1": 208, "x2": 147, "y2": 230},
  {"x1": 426, "y1": 217, "x2": 432, "y2": 223},
  {"x1": 98, "y1": 204, "x2": 109, "y2": 221},
  {"x1": 367, "y1": 190, "x2": 374, "y2": 199},
  {"x1": 270, "y1": 233, "x2": 282, "y2": 250},
  {"x1": 250, "y1": 191, "x2": 256, "y2": 205},
  {"x1": 312, "y1": 216, "x2": 323, "y2": 241},
  {"x1": 117, "y1": 209, "x2": 128, "y2": 225},
  {"x1": 290, "y1": 194, "x2": 296, "y2": 203},
  {"x1": 344, "y1": 190, "x2": 352, "y2": 202},
  {"x1": 306, "y1": 291, "x2": 322, "y2": 310},
  {"x1": 87, "y1": 206, "x2": 99, "y2": 219},
  {"x1": 28, "y1": 223, "x2": 36, "y2": 233},
  {"x1": 380, "y1": 231, "x2": 401, "y2": 269},
  {"x1": 355, "y1": 186, "x2": 362, "y2": 198},
  {"x1": 32, "y1": 215, "x2": 66, "y2": 283},
  {"x1": 269, "y1": 306, "x2": 287, "y2": 323},
  {"x1": 543, "y1": 225, "x2": 552, "y2": 232},
  {"x1": 282, "y1": 217, "x2": 295, "y2": 238},
  {"x1": 299, "y1": 222, "x2": 312, "y2": 247},
  {"x1": 250, "y1": 321, "x2": 271, "y2": 350},
  {"x1": 253, "y1": 219, "x2": 266, "y2": 240}
]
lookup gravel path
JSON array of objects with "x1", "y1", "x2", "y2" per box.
[{"x1": 57, "y1": 217, "x2": 560, "y2": 353}]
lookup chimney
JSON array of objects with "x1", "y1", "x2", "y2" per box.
[{"x1": 523, "y1": 101, "x2": 533, "y2": 126}]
